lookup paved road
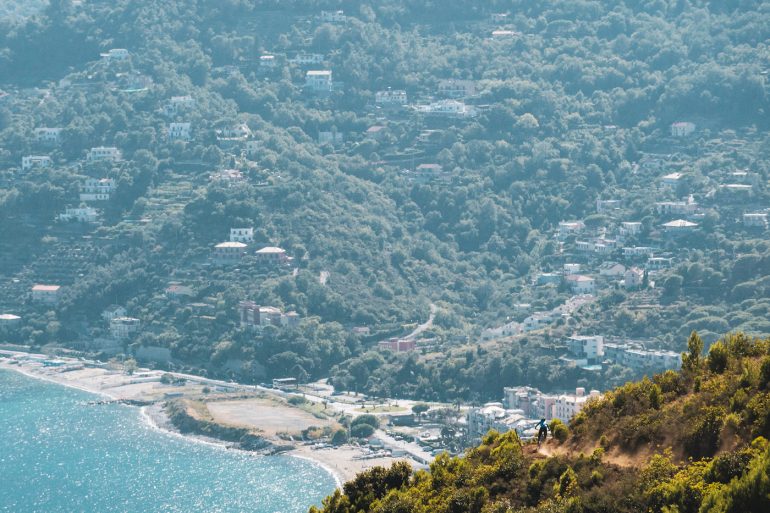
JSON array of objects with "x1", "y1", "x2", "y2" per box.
[{"x1": 403, "y1": 303, "x2": 437, "y2": 340}]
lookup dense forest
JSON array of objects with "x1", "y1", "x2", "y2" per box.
[
  {"x1": 311, "y1": 333, "x2": 770, "y2": 513},
  {"x1": 0, "y1": 0, "x2": 769, "y2": 401}
]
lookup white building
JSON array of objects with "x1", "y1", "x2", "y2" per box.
[
  {"x1": 164, "y1": 95, "x2": 195, "y2": 116},
  {"x1": 22, "y1": 155, "x2": 53, "y2": 171},
  {"x1": 230, "y1": 227, "x2": 254, "y2": 243},
  {"x1": 375, "y1": 89, "x2": 408, "y2": 106},
  {"x1": 522, "y1": 312, "x2": 554, "y2": 332},
  {"x1": 255, "y1": 246, "x2": 290, "y2": 265},
  {"x1": 558, "y1": 221, "x2": 585, "y2": 238},
  {"x1": 670, "y1": 122, "x2": 695, "y2": 137},
  {"x1": 620, "y1": 222, "x2": 642, "y2": 237},
  {"x1": 80, "y1": 178, "x2": 115, "y2": 201},
  {"x1": 216, "y1": 124, "x2": 252, "y2": 140},
  {"x1": 100, "y1": 48, "x2": 130, "y2": 62},
  {"x1": 596, "y1": 199, "x2": 621, "y2": 213},
  {"x1": 552, "y1": 388, "x2": 601, "y2": 423},
  {"x1": 110, "y1": 317, "x2": 141, "y2": 339},
  {"x1": 624, "y1": 267, "x2": 645, "y2": 289},
  {"x1": 566, "y1": 335, "x2": 604, "y2": 360},
  {"x1": 58, "y1": 206, "x2": 98, "y2": 223},
  {"x1": 102, "y1": 305, "x2": 127, "y2": 323},
  {"x1": 437, "y1": 79, "x2": 476, "y2": 98},
  {"x1": 599, "y1": 262, "x2": 626, "y2": 277},
  {"x1": 291, "y1": 53, "x2": 324, "y2": 66},
  {"x1": 623, "y1": 246, "x2": 655, "y2": 259},
  {"x1": 417, "y1": 99, "x2": 475, "y2": 117},
  {"x1": 34, "y1": 127, "x2": 62, "y2": 145},
  {"x1": 32, "y1": 284, "x2": 61, "y2": 304},
  {"x1": 467, "y1": 403, "x2": 536, "y2": 441},
  {"x1": 259, "y1": 54, "x2": 277, "y2": 70},
  {"x1": 212, "y1": 241, "x2": 247, "y2": 264},
  {"x1": 662, "y1": 219, "x2": 698, "y2": 233},
  {"x1": 320, "y1": 10, "x2": 346, "y2": 23},
  {"x1": 655, "y1": 196, "x2": 698, "y2": 216},
  {"x1": 743, "y1": 213, "x2": 768, "y2": 228},
  {"x1": 661, "y1": 172, "x2": 684, "y2": 187},
  {"x1": 87, "y1": 146, "x2": 121, "y2": 162},
  {"x1": 0, "y1": 313, "x2": 21, "y2": 331},
  {"x1": 563, "y1": 263, "x2": 581, "y2": 275},
  {"x1": 565, "y1": 275, "x2": 596, "y2": 294},
  {"x1": 305, "y1": 70, "x2": 333, "y2": 93},
  {"x1": 168, "y1": 122, "x2": 191, "y2": 141}
]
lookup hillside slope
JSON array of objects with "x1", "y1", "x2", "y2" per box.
[{"x1": 311, "y1": 332, "x2": 770, "y2": 513}]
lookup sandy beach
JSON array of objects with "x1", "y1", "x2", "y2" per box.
[{"x1": 0, "y1": 351, "x2": 426, "y2": 484}]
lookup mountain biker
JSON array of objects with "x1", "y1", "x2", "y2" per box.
[{"x1": 536, "y1": 418, "x2": 548, "y2": 446}]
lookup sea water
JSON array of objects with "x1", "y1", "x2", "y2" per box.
[{"x1": 0, "y1": 370, "x2": 336, "y2": 512}]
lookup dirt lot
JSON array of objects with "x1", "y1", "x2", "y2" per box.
[{"x1": 206, "y1": 398, "x2": 337, "y2": 436}]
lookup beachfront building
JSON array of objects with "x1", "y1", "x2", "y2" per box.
[
  {"x1": 110, "y1": 317, "x2": 141, "y2": 339},
  {"x1": 32, "y1": 284, "x2": 61, "y2": 305},
  {"x1": 0, "y1": 314, "x2": 21, "y2": 331},
  {"x1": 466, "y1": 403, "x2": 534, "y2": 441}
]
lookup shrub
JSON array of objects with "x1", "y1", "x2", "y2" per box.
[
  {"x1": 550, "y1": 419, "x2": 569, "y2": 443},
  {"x1": 288, "y1": 396, "x2": 308, "y2": 406},
  {"x1": 351, "y1": 423, "x2": 375, "y2": 438},
  {"x1": 352, "y1": 414, "x2": 379, "y2": 429},
  {"x1": 760, "y1": 357, "x2": 770, "y2": 389},
  {"x1": 331, "y1": 428, "x2": 348, "y2": 446},
  {"x1": 683, "y1": 406, "x2": 725, "y2": 459},
  {"x1": 708, "y1": 341, "x2": 729, "y2": 373}
]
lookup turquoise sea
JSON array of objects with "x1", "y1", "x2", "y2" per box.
[{"x1": 0, "y1": 369, "x2": 336, "y2": 512}]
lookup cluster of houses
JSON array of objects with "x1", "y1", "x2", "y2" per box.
[
  {"x1": 466, "y1": 386, "x2": 602, "y2": 442},
  {"x1": 482, "y1": 295, "x2": 596, "y2": 339},
  {"x1": 561, "y1": 334, "x2": 682, "y2": 372}
]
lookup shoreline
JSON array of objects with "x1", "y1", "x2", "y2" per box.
[{"x1": 0, "y1": 358, "x2": 385, "y2": 486}]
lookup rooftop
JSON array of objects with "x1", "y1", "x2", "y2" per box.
[
  {"x1": 215, "y1": 242, "x2": 247, "y2": 248},
  {"x1": 32, "y1": 284, "x2": 60, "y2": 292}
]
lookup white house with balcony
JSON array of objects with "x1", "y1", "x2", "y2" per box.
[
  {"x1": 100, "y1": 48, "x2": 130, "y2": 62},
  {"x1": 80, "y1": 178, "x2": 115, "y2": 201},
  {"x1": 375, "y1": 89, "x2": 408, "y2": 106},
  {"x1": 437, "y1": 79, "x2": 476, "y2": 98},
  {"x1": 168, "y1": 122, "x2": 191, "y2": 141},
  {"x1": 164, "y1": 95, "x2": 195, "y2": 116},
  {"x1": 230, "y1": 227, "x2": 254, "y2": 243},
  {"x1": 34, "y1": 127, "x2": 62, "y2": 145},
  {"x1": 58, "y1": 206, "x2": 99, "y2": 223},
  {"x1": 22, "y1": 155, "x2": 53, "y2": 171},
  {"x1": 87, "y1": 146, "x2": 121, "y2": 162},
  {"x1": 670, "y1": 121, "x2": 695, "y2": 137},
  {"x1": 566, "y1": 335, "x2": 604, "y2": 360},
  {"x1": 305, "y1": 70, "x2": 333, "y2": 93},
  {"x1": 552, "y1": 388, "x2": 601, "y2": 423},
  {"x1": 110, "y1": 317, "x2": 141, "y2": 339},
  {"x1": 565, "y1": 275, "x2": 596, "y2": 294},
  {"x1": 743, "y1": 213, "x2": 768, "y2": 228}
]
